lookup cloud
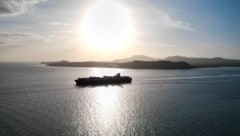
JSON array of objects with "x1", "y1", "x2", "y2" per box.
[
  {"x1": 130, "y1": 1, "x2": 194, "y2": 31},
  {"x1": 160, "y1": 13, "x2": 194, "y2": 31},
  {"x1": 148, "y1": 10, "x2": 194, "y2": 31},
  {"x1": 0, "y1": 33, "x2": 31, "y2": 37},
  {"x1": 0, "y1": 45, "x2": 23, "y2": 49},
  {"x1": 0, "y1": 32, "x2": 42, "y2": 39},
  {"x1": 0, "y1": 0, "x2": 47, "y2": 16},
  {"x1": 44, "y1": 21, "x2": 70, "y2": 26}
]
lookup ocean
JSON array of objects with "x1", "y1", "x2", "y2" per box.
[{"x1": 0, "y1": 63, "x2": 240, "y2": 136}]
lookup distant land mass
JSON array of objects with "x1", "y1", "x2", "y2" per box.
[
  {"x1": 165, "y1": 56, "x2": 240, "y2": 67},
  {"x1": 41, "y1": 55, "x2": 240, "y2": 69},
  {"x1": 42, "y1": 60, "x2": 193, "y2": 69},
  {"x1": 114, "y1": 55, "x2": 157, "y2": 63}
]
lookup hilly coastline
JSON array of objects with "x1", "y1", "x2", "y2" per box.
[
  {"x1": 42, "y1": 55, "x2": 240, "y2": 69},
  {"x1": 113, "y1": 55, "x2": 158, "y2": 63},
  {"x1": 165, "y1": 56, "x2": 240, "y2": 67},
  {"x1": 42, "y1": 60, "x2": 193, "y2": 69}
]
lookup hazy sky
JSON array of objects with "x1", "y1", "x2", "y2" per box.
[{"x1": 0, "y1": 0, "x2": 239, "y2": 62}]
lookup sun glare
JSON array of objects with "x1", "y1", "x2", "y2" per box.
[{"x1": 81, "y1": 1, "x2": 133, "y2": 52}]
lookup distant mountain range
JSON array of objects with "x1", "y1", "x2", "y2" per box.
[
  {"x1": 113, "y1": 55, "x2": 240, "y2": 67},
  {"x1": 41, "y1": 55, "x2": 240, "y2": 69},
  {"x1": 113, "y1": 55, "x2": 157, "y2": 63},
  {"x1": 164, "y1": 56, "x2": 240, "y2": 67},
  {"x1": 43, "y1": 60, "x2": 193, "y2": 69}
]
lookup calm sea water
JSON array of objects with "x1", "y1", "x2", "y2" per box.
[{"x1": 0, "y1": 63, "x2": 240, "y2": 136}]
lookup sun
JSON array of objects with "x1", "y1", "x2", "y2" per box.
[{"x1": 81, "y1": 1, "x2": 133, "y2": 52}]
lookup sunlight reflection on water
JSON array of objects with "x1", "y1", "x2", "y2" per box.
[
  {"x1": 94, "y1": 87, "x2": 120, "y2": 134},
  {"x1": 79, "y1": 86, "x2": 123, "y2": 135}
]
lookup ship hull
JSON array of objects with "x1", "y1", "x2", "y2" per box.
[{"x1": 75, "y1": 76, "x2": 132, "y2": 86}]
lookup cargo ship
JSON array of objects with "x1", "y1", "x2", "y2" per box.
[{"x1": 75, "y1": 73, "x2": 132, "y2": 86}]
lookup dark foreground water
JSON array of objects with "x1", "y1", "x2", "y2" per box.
[{"x1": 0, "y1": 63, "x2": 240, "y2": 136}]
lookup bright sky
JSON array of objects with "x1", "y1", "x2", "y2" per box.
[{"x1": 0, "y1": 0, "x2": 239, "y2": 62}]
